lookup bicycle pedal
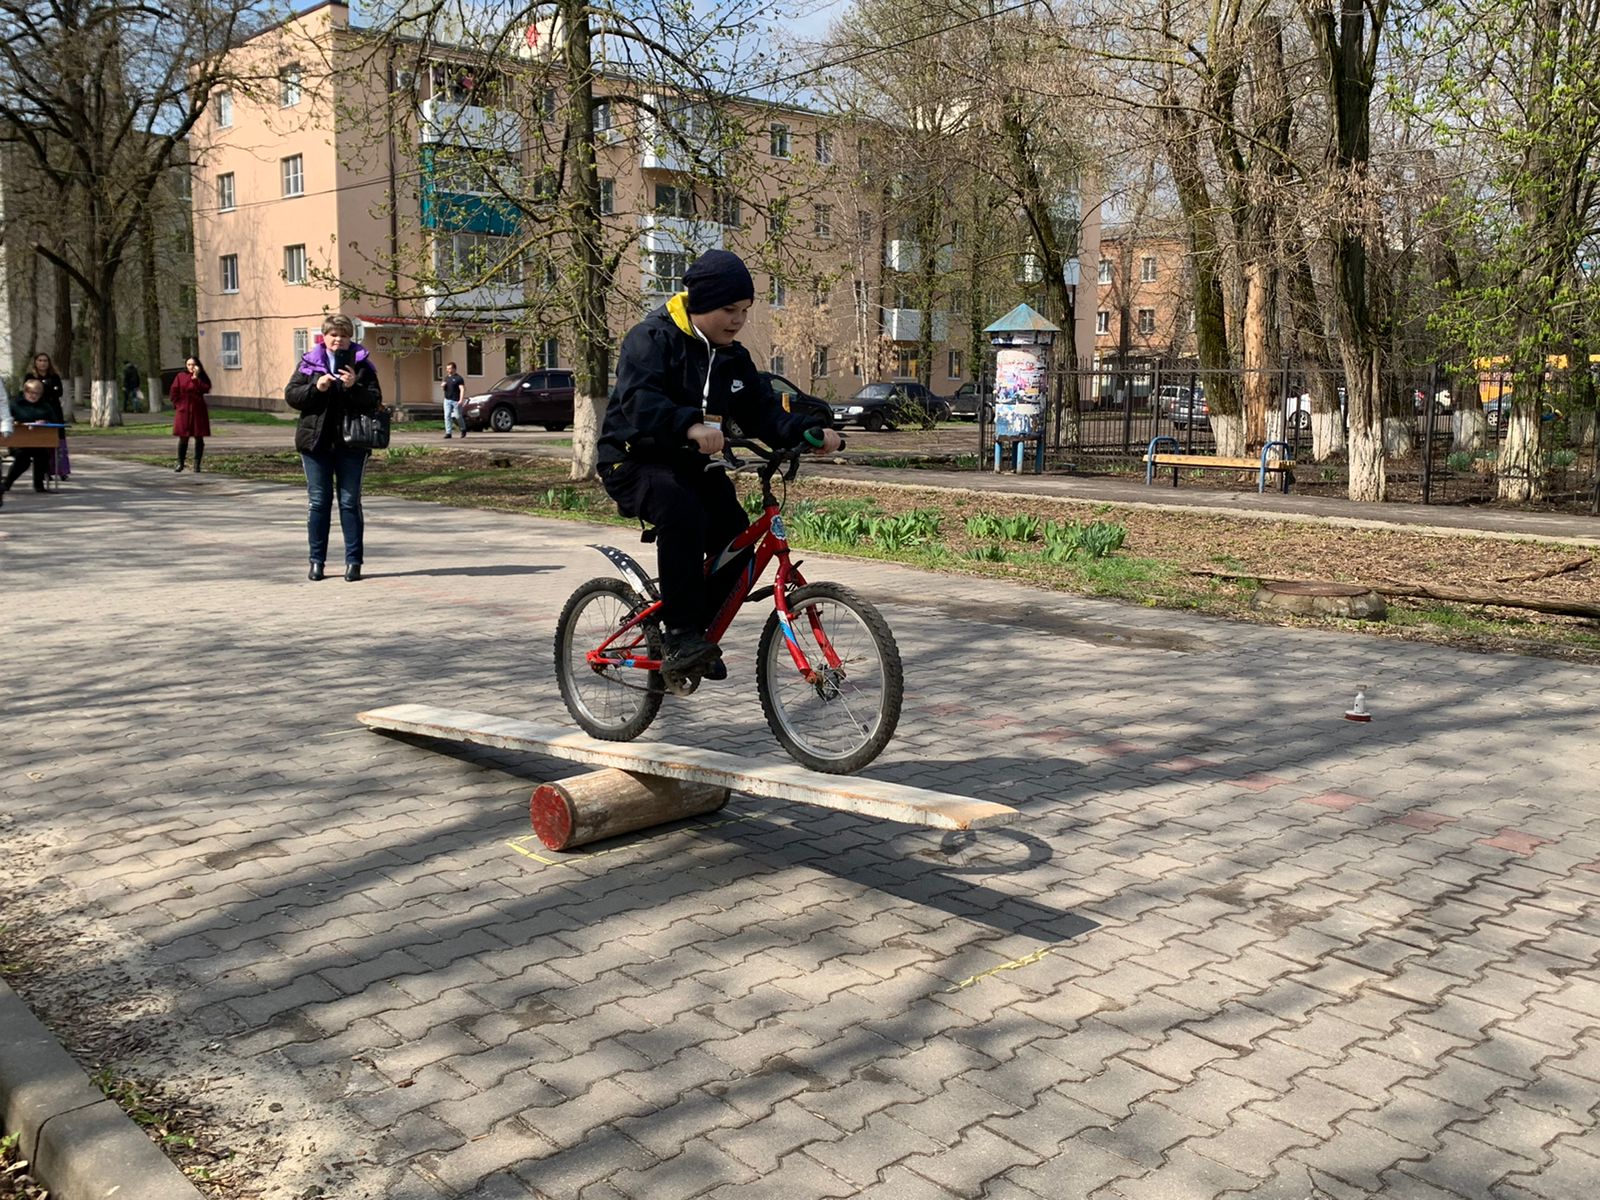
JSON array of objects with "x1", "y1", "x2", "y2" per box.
[{"x1": 660, "y1": 669, "x2": 702, "y2": 697}]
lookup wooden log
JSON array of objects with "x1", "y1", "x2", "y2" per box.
[
  {"x1": 530, "y1": 768, "x2": 730, "y2": 850},
  {"x1": 1188, "y1": 566, "x2": 1600, "y2": 620}
]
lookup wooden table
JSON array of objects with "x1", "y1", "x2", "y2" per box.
[{"x1": 1, "y1": 426, "x2": 63, "y2": 490}]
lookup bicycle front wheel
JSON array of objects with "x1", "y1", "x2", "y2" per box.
[
  {"x1": 554, "y1": 577, "x2": 663, "y2": 741},
  {"x1": 757, "y1": 582, "x2": 903, "y2": 773}
]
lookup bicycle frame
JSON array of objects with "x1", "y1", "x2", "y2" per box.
[{"x1": 585, "y1": 453, "x2": 844, "y2": 682}]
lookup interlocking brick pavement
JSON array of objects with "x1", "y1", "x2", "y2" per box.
[{"x1": 2, "y1": 456, "x2": 1598, "y2": 1198}]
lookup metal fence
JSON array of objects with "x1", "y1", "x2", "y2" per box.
[{"x1": 981, "y1": 362, "x2": 1600, "y2": 513}]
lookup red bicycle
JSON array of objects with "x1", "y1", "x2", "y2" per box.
[{"x1": 553, "y1": 437, "x2": 903, "y2": 773}]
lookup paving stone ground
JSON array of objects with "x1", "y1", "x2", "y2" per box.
[{"x1": 2, "y1": 455, "x2": 1598, "y2": 1200}]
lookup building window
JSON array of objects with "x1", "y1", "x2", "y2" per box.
[
  {"x1": 284, "y1": 245, "x2": 307, "y2": 285},
  {"x1": 216, "y1": 173, "x2": 235, "y2": 211},
  {"x1": 815, "y1": 130, "x2": 833, "y2": 164},
  {"x1": 432, "y1": 345, "x2": 444, "y2": 379},
  {"x1": 770, "y1": 276, "x2": 787, "y2": 308},
  {"x1": 853, "y1": 278, "x2": 870, "y2": 314},
  {"x1": 540, "y1": 88, "x2": 557, "y2": 121},
  {"x1": 715, "y1": 191, "x2": 742, "y2": 228},
  {"x1": 541, "y1": 337, "x2": 559, "y2": 368},
  {"x1": 293, "y1": 328, "x2": 309, "y2": 359},
  {"x1": 1141, "y1": 255, "x2": 1157, "y2": 282},
  {"x1": 280, "y1": 65, "x2": 302, "y2": 107},
  {"x1": 1095, "y1": 310, "x2": 1110, "y2": 335},
  {"x1": 813, "y1": 345, "x2": 830, "y2": 376},
  {"x1": 813, "y1": 277, "x2": 831, "y2": 306},
  {"x1": 1097, "y1": 258, "x2": 1113, "y2": 284},
  {"x1": 654, "y1": 182, "x2": 692, "y2": 217},
  {"x1": 221, "y1": 331, "x2": 242, "y2": 369},
  {"x1": 216, "y1": 89, "x2": 233, "y2": 127},
  {"x1": 948, "y1": 349, "x2": 963, "y2": 378},
  {"x1": 647, "y1": 250, "x2": 690, "y2": 294},
  {"x1": 769, "y1": 122, "x2": 790, "y2": 158},
  {"x1": 1138, "y1": 308, "x2": 1156, "y2": 335},
  {"x1": 856, "y1": 211, "x2": 873, "y2": 242},
  {"x1": 281, "y1": 154, "x2": 304, "y2": 198},
  {"x1": 505, "y1": 336, "x2": 521, "y2": 374},
  {"x1": 813, "y1": 204, "x2": 833, "y2": 239},
  {"x1": 435, "y1": 231, "x2": 517, "y2": 281},
  {"x1": 466, "y1": 337, "x2": 483, "y2": 376},
  {"x1": 593, "y1": 98, "x2": 612, "y2": 131},
  {"x1": 597, "y1": 177, "x2": 614, "y2": 216},
  {"x1": 894, "y1": 348, "x2": 914, "y2": 376},
  {"x1": 220, "y1": 254, "x2": 239, "y2": 293},
  {"x1": 769, "y1": 352, "x2": 785, "y2": 375},
  {"x1": 767, "y1": 199, "x2": 789, "y2": 237}
]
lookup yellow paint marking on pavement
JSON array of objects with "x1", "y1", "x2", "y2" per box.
[{"x1": 946, "y1": 945, "x2": 1058, "y2": 992}]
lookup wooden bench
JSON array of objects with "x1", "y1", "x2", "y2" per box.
[
  {"x1": 360, "y1": 703, "x2": 1020, "y2": 849},
  {"x1": 1144, "y1": 436, "x2": 1294, "y2": 493}
]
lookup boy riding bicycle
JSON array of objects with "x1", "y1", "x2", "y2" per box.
[{"x1": 599, "y1": 249, "x2": 843, "y2": 677}]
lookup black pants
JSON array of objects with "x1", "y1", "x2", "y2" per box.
[
  {"x1": 178, "y1": 437, "x2": 204, "y2": 468},
  {"x1": 3, "y1": 449, "x2": 50, "y2": 491},
  {"x1": 602, "y1": 460, "x2": 748, "y2": 634}
]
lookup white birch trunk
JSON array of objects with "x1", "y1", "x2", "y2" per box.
[
  {"x1": 146, "y1": 373, "x2": 163, "y2": 414},
  {"x1": 1568, "y1": 410, "x2": 1594, "y2": 449},
  {"x1": 91, "y1": 379, "x2": 119, "y2": 427}
]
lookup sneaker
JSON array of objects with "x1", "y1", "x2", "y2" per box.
[
  {"x1": 661, "y1": 629, "x2": 721, "y2": 676},
  {"x1": 703, "y1": 658, "x2": 728, "y2": 682}
]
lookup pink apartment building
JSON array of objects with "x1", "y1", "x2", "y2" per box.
[{"x1": 192, "y1": 1, "x2": 1095, "y2": 413}]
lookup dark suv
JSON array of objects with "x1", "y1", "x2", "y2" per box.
[
  {"x1": 830, "y1": 381, "x2": 951, "y2": 431},
  {"x1": 461, "y1": 369, "x2": 575, "y2": 432}
]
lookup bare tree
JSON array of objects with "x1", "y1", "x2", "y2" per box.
[{"x1": 0, "y1": 0, "x2": 252, "y2": 426}]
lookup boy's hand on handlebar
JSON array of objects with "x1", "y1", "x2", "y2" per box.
[
  {"x1": 688, "y1": 423, "x2": 725, "y2": 455},
  {"x1": 813, "y1": 428, "x2": 844, "y2": 454}
]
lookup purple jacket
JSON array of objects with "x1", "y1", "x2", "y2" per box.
[{"x1": 284, "y1": 341, "x2": 382, "y2": 453}]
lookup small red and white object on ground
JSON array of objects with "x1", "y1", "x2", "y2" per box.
[{"x1": 1345, "y1": 685, "x2": 1372, "y2": 722}]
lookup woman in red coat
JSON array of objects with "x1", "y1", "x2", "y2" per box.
[{"x1": 170, "y1": 356, "x2": 212, "y2": 472}]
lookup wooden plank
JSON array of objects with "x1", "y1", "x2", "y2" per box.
[{"x1": 359, "y1": 703, "x2": 1020, "y2": 831}]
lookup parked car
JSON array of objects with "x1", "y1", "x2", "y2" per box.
[
  {"x1": 949, "y1": 381, "x2": 994, "y2": 420},
  {"x1": 1165, "y1": 386, "x2": 1209, "y2": 430},
  {"x1": 1484, "y1": 395, "x2": 1562, "y2": 430},
  {"x1": 461, "y1": 369, "x2": 575, "y2": 432},
  {"x1": 830, "y1": 381, "x2": 951, "y2": 431},
  {"x1": 759, "y1": 372, "x2": 837, "y2": 430}
]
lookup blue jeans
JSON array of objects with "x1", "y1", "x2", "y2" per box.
[
  {"x1": 301, "y1": 445, "x2": 367, "y2": 566},
  {"x1": 443, "y1": 399, "x2": 464, "y2": 435}
]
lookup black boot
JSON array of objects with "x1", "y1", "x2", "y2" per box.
[{"x1": 309, "y1": 561, "x2": 325, "y2": 581}]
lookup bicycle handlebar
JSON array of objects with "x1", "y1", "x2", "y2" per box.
[{"x1": 712, "y1": 432, "x2": 845, "y2": 481}]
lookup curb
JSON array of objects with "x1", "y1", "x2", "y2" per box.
[{"x1": 0, "y1": 979, "x2": 204, "y2": 1200}]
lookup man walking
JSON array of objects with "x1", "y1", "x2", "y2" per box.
[{"x1": 442, "y1": 361, "x2": 466, "y2": 438}]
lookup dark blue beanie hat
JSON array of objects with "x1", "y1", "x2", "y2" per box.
[{"x1": 684, "y1": 250, "x2": 755, "y2": 313}]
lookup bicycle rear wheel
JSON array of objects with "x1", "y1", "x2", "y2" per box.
[
  {"x1": 554, "y1": 578, "x2": 663, "y2": 741},
  {"x1": 757, "y1": 582, "x2": 903, "y2": 773}
]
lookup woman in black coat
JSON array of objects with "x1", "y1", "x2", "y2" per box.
[{"x1": 284, "y1": 314, "x2": 382, "y2": 581}]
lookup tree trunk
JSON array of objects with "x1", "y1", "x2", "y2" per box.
[
  {"x1": 90, "y1": 288, "x2": 121, "y2": 427},
  {"x1": 53, "y1": 262, "x2": 75, "y2": 422},
  {"x1": 139, "y1": 207, "x2": 163, "y2": 413},
  {"x1": 563, "y1": 0, "x2": 609, "y2": 482}
]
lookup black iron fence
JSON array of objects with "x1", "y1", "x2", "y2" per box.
[{"x1": 983, "y1": 362, "x2": 1600, "y2": 513}]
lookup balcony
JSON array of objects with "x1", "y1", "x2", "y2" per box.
[
  {"x1": 639, "y1": 96, "x2": 720, "y2": 173},
  {"x1": 421, "y1": 188, "x2": 520, "y2": 237},
  {"x1": 885, "y1": 239, "x2": 919, "y2": 271},
  {"x1": 883, "y1": 309, "x2": 949, "y2": 342},
  {"x1": 639, "y1": 214, "x2": 724, "y2": 255},
  {"x1": 419, "y1": 98, "x2": 521, "y2": 151},
  {"x1": 423, "y1": 280, "x2": 524, "y2": 320}
]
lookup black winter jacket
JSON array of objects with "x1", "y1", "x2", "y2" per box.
[
  {"x1": 599, "y1": 293, "x2": 822, "y2": 469},
  {"x1": 285, "y1": 342, "x2": 382, "y2": 453}
]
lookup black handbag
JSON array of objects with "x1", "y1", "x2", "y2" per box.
[{"x1": 341, "y1": 405, "x2": 391, "y2": 450}]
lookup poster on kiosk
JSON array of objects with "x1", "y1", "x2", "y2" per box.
[{"x1": 994, "y1": 345, "x2": 1046, "y2": 438}]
